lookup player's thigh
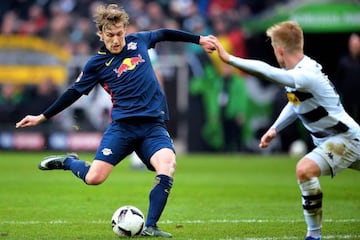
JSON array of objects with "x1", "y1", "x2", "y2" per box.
[
  {"x1": 307, "y1": 134, "x2": 360, "y2": 177},
  {"x1": 94, "y1": 122, "x2": 134, "y2": 166},
  {"x1": 137, "y1": 123, "x2": 175, "y2": 172}
]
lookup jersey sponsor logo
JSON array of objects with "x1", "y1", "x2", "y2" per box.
[
  {"x1": 287, "y1": 92, "x2": 301, "y2": 105},
  {"x1": 105, "y1": 57, "x2": 115, "y2": 66},
  {"x1": 113, "y1": 54, "x2": 145, "y2": 77}
]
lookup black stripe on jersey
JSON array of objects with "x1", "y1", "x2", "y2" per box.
[
  {"x1": 291, "y1": 91, "x2": 313, "y2": 102},
  {"x1": 299, "y1": 106, "x2": 328, "y2": 123},
  {"x1": 311, "y1": 121, "x2": 349, "y2": 138}
]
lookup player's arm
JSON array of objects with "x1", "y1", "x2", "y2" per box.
[
  {"x1": 259, "y1": 102, "x2": 297, "y2": 148},
  {"x1": 212, "y1": 37, "x2": 296, "y2": 87},
  {"x1": 150, "y1": 29, "x2": 215, "y2": 53},
  {"x1": 16, "y1": 88, "x2": 82, "y2": 128},
  {"x1": 271, "y1": 102, "x2": 297, "y2": 132}
]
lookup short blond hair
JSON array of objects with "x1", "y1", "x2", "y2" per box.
[
  {"x1": 266, "y1": 21, "x2": 303, "y2": 53},
  {"x1": 94, "y1": 4, "x2": 129, "y2": 32}
]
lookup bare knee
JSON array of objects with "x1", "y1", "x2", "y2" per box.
[
  {"x1": 85, "y1": 173, "x2": 106, "y2": 185},
  {"x1": 296, "y1": 158, "x2": 321, "y2": 181},
  {"x1": 85, "y1": 160, "x2": 113, "y2": 185},
  {"x1": 151, "y1": 148, "x2": 176, "y2": 177}
]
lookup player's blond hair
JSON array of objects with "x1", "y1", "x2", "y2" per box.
[
  {"x1": 266, "y1": 21, "x2": 303, "y2": 54},
  {"x1": 94, "y1": 4, "x2": 129, "y2": 32}
]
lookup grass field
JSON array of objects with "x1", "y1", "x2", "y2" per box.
[{"x1": 0, "y1": 151, "x2": 359, "y2": 240}]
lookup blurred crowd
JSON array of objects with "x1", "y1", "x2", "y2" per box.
[
  {"x1": 0, "y1": 0, "x2": 288, "y2": 148},
  {"x1": 1, "y1": 0, "x2": 358, "y2": 153},
  {"x1": 1, "y1": 0, "x2": 286, "y2": 55}
]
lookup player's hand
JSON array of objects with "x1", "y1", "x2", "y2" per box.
[
  {"x1": 199, "y1": 35, "x2": 216, "y2": 53},
  {"x1": 259, "y1": 127, "x2": 277, "y2": 148},
  {"x1": 209, "y1": 36, "x2": 230, "y2": 63},
  {"x1": 16, "y1": 114, "x2": 46, "y2": 128}
]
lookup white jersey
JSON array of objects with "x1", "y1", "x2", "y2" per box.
[
  {"x1": 229, "y1": 55, "x2": 360, "y2": 146},
  {"x1": 284, "y1": 56, "x2": 359, "y2": 145}
]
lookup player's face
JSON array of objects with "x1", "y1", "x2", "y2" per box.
[{"x1": 100, "y1": 23, "x2": 126, "y2": 54}]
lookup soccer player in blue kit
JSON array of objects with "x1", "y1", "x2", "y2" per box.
[
  {"x1": 16, "y1": 4, "x2": 215, "y2": 238},
  {"x1": 210, "y1": 21, "x2": 360, "y2": 240}
]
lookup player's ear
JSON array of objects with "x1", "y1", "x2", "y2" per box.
[
  {"x1": 276, "y1": 46, "x2": 284, "y2": 57},
  {"x1": 97, "y1": 31, "x2": 103, "y2": 41}
]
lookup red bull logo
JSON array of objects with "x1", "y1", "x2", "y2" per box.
[{"x1": 114, "y1": 54, "x2": 145, "y2": 77}]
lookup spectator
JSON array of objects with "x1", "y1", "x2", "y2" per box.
[
  {"x1": 1, "y1": 11, "x2": 18, "y2": 35},
  {"x1": 335, "y1": 33, "x2": 360, "y2": 123},
  {"x1": 18, "y1": 4, "x2": 48, "y2": 36},
  {"x1": 0, "y1": 83, "x2": 24, "y2": 124},
  {"x1": 23, "y1": 78, "x2": 60, "y2": 117},
  {"x1": 218, "y1": 64, "x2": 248, "y2": 152}
]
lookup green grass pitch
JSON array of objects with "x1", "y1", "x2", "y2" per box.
[{"x1": 0, "y1": 151, "x2": 359, "y2": 239}]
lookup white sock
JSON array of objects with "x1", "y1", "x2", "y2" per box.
[{"x1": 298, "y1": 178, "x2": 322, "y2": 238}]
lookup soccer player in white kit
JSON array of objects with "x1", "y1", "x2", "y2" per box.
[{"x1": 210, "y1": 21, "x2": 360, "y2": 240}]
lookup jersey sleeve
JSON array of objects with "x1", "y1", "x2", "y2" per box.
[
  {"x1": 72, "y1": 58, "x2": 100, "y2": 95},
  {"x1": 42, "y1": 88, "x2": 82, "y2": 119},
  {"x1": 271, "y1": 102, "x2": 298, "y2": 132},
  {"x1": 229, "y1": 55, "x2": 297, "y2": 88},
  {"x1": 135, "y1": 29, "x2": 200, "y2": 49}
]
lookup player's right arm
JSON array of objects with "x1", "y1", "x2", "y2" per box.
[{"x1": 16, "y1": 88, "x2": 82, "y2": 128}]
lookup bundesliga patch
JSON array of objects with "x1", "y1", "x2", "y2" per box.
[{"x1": 127, "y1": 42, "x2": 137, "y2": 50}]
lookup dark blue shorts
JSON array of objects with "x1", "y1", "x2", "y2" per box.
[{"x1": 94, "y1": 118, "x2": 175, "y2": 171}]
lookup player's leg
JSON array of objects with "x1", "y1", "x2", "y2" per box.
[
  {"x1": 142, "y1": 148, "x2": 175, "y2": 238},
  {"x1": 296, "y1": 133, "x2": 360, "y2": 240},
  {"x1": 39, "y1": 154, "x2": 114, "y2": 185},
  {"x1": 296, "y1": 157, "x2": 323, "y2": 240},
  {"x1": 85, "y1": 160, "x2": 113, "y2": 185},
  {"x1": 137, "y1": 123, "x2": 175, "y2": 238},
  {"x1": 39, "y1": 121, "x2": 131, "y2": 185},
  {"x1": 39, "y1": 153, "x2": 92, "y2": 183}
]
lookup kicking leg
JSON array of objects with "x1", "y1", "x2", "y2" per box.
[{"x1": 39, "y1": 154, "x2": 112, "y2": 185}]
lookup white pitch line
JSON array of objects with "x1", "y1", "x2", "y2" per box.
[
  {"x1": 233, "y1": 236, "x2": 360, "y2": 240},
  {"x1": 1, "y1": 218, "x2": 359, "y2": 225},
  {"x1": 1, "y1": 219, "x2": 359, "y2": 240}
]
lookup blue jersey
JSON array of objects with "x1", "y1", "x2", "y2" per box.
[
  {"x1": 42, "y1": 29, "x2": 200, "y2": 121},
  {"x1": 73, "y1": 31, "x2": 170, "y2": 122}
]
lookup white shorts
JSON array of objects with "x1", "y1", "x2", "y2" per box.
[{"x1": 306, "y1": 131, "x2": 360, "y2": 177}]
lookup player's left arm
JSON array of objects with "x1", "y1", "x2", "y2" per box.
[
  {"x1": 148, "y1": 29, "x2": 215, "y2": 53},
  {"x1": 259, "y1": 102, "x2": 297, "y2": 148}
]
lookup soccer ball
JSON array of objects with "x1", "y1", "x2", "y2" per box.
[
  {"x1": 111, "y1": 205, "x2": 145, "y2": 237},
  {"x1": 289, "y1": 139, "x2": 307, "y2": 156}
]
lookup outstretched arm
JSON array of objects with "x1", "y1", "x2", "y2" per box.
[
  {"x1": 151, "y1": 29, "x2": 216, "y2": 53},
  {"x1": 211, "y1": 37, "x2": 296, "y2": 88}
]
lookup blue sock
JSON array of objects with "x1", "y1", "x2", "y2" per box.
[
  {"x1": 146, "y1": 174, "x2": 173, "y2": 227},
  {"x1": 64, "y1": 157, "x2": 91, "y2": 183}
]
